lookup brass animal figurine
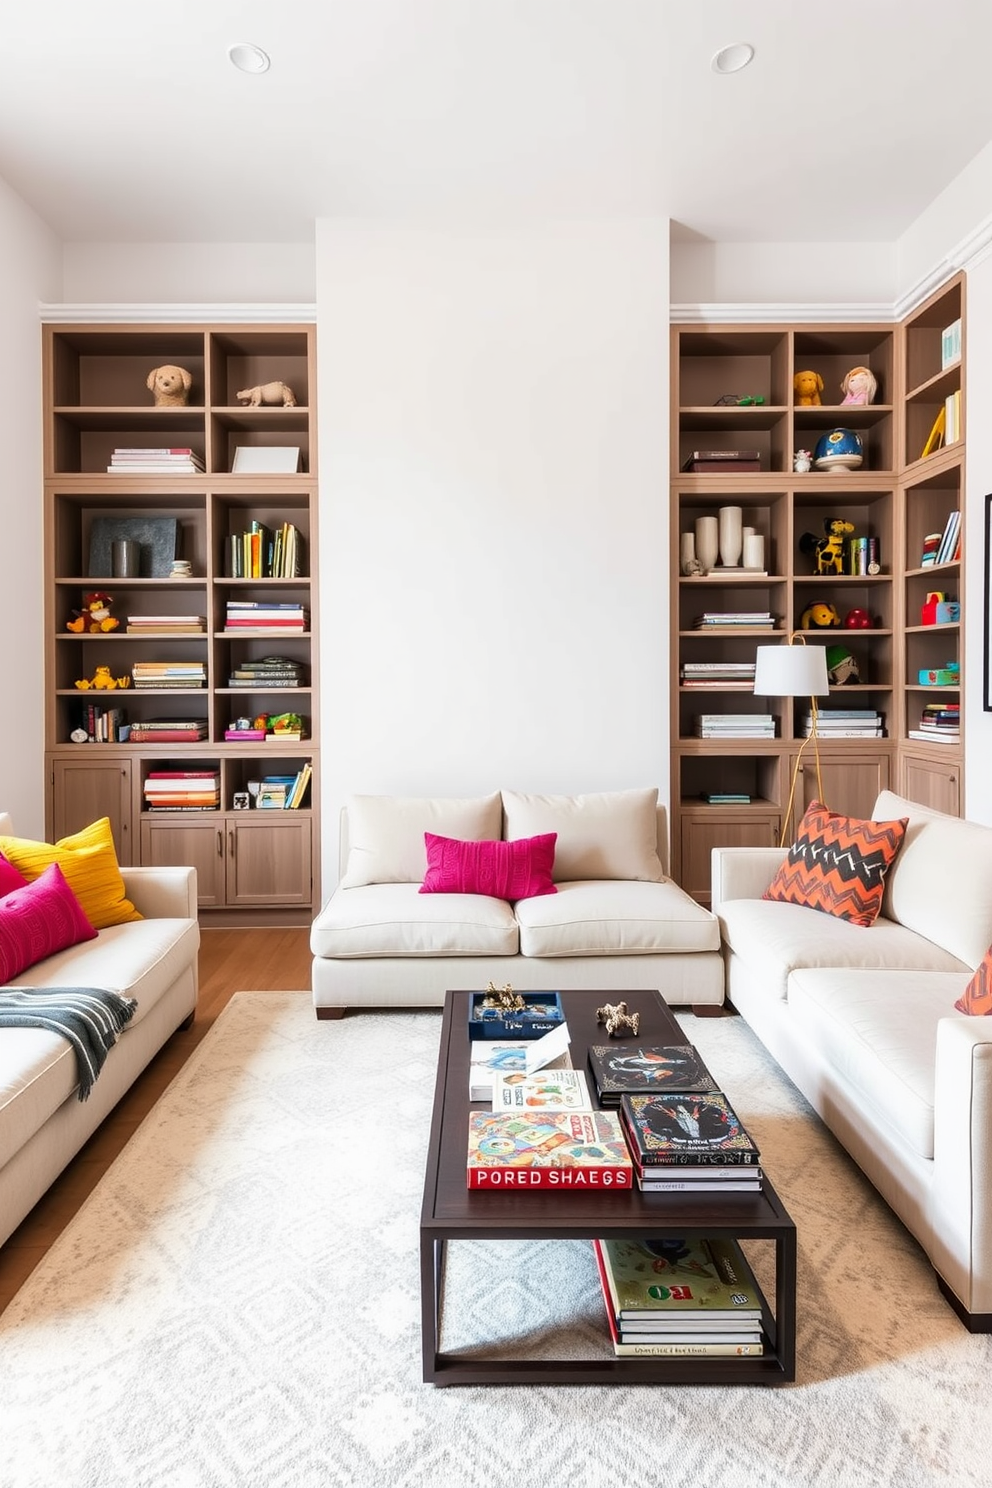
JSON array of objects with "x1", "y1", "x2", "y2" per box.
[
  {"x1": 596, "y1": 1000, "x2": 641, "y2": 1038},
  {"x1": 481, "y1": 982, "x2": 525, "y2": 1013}
]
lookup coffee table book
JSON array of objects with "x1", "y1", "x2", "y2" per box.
[
  {"x1": 621, "y1": 1091, "x2": 761, "y2": 1166},
  {"x1": 587, "y1": 1042, "x2": 718, "y2": 1106},
  {"x1": 466, "y1": 1109, "x2": 633, "y2": 1189},
  {"x1": 594, "y1": 1235, "x2": 764, "y2": 1323},
  {"x1": 468, "y1": 1042, "x2": 573, "y2": 1102},
  {"x1": 489, "y1": 1068, "x2": 592, "y2": 1113}
]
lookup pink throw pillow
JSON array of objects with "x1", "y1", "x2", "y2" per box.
[
  {"x1": 0, "y1": 862, "x2": 98, "y2": 982},
  {"x1": 420, "y1": 832, "x2": 557, "y2": 901},
  {"x1": 0, "y1": 851, "x2": 29, "y2": 899}
]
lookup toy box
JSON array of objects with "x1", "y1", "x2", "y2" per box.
[{"x1": 918, "y1": 664, "x2": 960, "y2": 686}]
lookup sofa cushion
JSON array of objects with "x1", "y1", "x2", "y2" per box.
[
  {"x1": 720, "y1": 897, "x2": 967, "y2": 1002},
  {"x1": 0, "y1": 916, "x2": 200, "y2": 1170},
  {"x1": 763, "y1": 801, "x2": 907, "y2": 927},
  {"x1": 311, "y1": 883, "x2": 519, "y2": 958},
  {"x1": 875, "y1": 791, "x2": 992, "y2": 969},
  {"x1": 0, "y1": 817, "x2": 141, "y2": 930},
  {"x1": 501, "y1": 789, "x2": 663, "y2": 883},
  {"x1": 0, "y1": 863, "x2": 98, "y2": 982},
  {"x1": 339, "y1": 793, "x2": 503, "y2": 888},
  {"x1": 0, "y1": 851, "x2": 28, "y2": 896},
  {"x1": 786, "y1": 968, "x2": 969, "y2": 1161},
  {"x1": 421, "y1": 832, "x2": 557, "y2": 900},
  {"x1": 514, "y1": 880, "x2": 720, "y2": 957},
  {"x1": 955, "y1": 943, "x2": 992, "y2": 1015}
]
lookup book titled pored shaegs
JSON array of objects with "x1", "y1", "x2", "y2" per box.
[{"x1": 467, "y1": 1109, "x2": 634, "y2": 1190}]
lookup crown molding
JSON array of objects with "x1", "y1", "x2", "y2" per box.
[
  {"x1": 38, "y1": 302, "x2": 317, "y2": 324},
  {"x1": 670, "y1": 302, "x2": 894, "y2": 325}
]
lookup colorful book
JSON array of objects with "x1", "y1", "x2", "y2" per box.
[
  {"x1": 621, "y1": 1090, "x2": 761, "y2": 1166},
  {"x1": 587, "y1": 1043, "x2": 718, "y2": 1106},
  {"x1": 490, "y1": 1067, "x2": 592, "y2": 1114},
  {"x1": 594, "y1": 1235, "x2": 764, "y2": 1322},
  {"x1": 468, "y1": 1042, "x2": 573, "y2": 1101},
  {"x1": 466, "y1": 1109, "x2": 633, "y2": 1189}
]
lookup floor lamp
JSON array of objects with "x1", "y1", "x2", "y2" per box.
[{"x1": 753, "y1": 634, "x2": 831, "y2": 847}]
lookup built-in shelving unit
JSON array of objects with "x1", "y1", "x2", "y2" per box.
[
  {"x1": 42, "y1": 323, "x2": 320, "y2": 924},
  {"x1": 671, "y1": 276, "x2": 965, "y2": 900}
]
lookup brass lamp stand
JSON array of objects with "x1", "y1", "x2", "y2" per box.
[{"x1": 753, "y1": 632, "x2": 831, "y2": 847}]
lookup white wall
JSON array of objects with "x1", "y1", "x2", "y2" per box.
[
  {"x1": 671, "y1": 237, "x2": 896, "y2": 307},
  {"x1": 0, "y1": 178, "x2": 61, "y2": 835},
  {"x1": 315, "y1": 219, "x2": 670, "y2": 882},
  {"x1": 62, "y1": 242, "x2": 316, "y2": 304}
]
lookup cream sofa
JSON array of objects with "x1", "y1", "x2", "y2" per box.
[
  {"x1": 712, "y1": 789, "x2": 992, "y2": 1331},
  {"x1": 0, "y1": 811, "x2": 200, "y2": 1248},
  {"x1": 311, "y1": 789, "x2": 723, "y2": 1015}
]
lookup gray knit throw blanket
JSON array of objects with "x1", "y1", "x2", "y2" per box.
[{"x1": 0, "y1": 987, "x2": 138, "y2": 1100}]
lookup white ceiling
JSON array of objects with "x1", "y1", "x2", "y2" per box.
[{"x1": 2, "y1": 1, "x2": 991, "y2": 247}]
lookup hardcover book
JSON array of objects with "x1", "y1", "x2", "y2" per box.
[
  {"x1": 621, "y1": 1090, "x2": 761, "y2": 1165},
  {"x1": 490, "y1": 1067, "x2": 592, "y2": 1113},
  {"x1": 466, "y1": 1109, "x2": 633, "y2": 1189},
  {"x1": 594, "y1": 1234, "x2": 764, "y2": 1322},
  {"x1": 587, "y1": 1042, "x2": 718, "y2": 1105}
]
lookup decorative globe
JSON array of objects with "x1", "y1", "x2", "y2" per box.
[{"x1": 813, "y1": 427, "x2": 864, "y2": 471}]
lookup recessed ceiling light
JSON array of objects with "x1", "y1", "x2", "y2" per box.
[
  {"x1": 227, "y1": 42, "x2": 270, "y2": 74},
  {"x1": 711, "y1": 42, "x2": 755, "y2": 75}
]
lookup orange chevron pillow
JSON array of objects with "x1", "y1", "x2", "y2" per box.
[
  {"x1": 764, "y1": 801, "x2": 908, "y2": 927},
  {"x1": 955, "y1": 947, "x2": 992, "y2": 1015}
]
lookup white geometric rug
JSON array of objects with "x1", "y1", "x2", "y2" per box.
[{"x1": 1, "y1": 992, "x2": 990, "y2": 1488}]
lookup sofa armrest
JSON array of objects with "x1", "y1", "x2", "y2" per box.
[
  {"x1": 931, "y1": 1016, "x2": 992, "y2": 1316},
  {"x1": 121, "y1": 865, "x2": 198, "y2": 920},
  {"x1": 710, "y1": 846, "x2": 787, "y2": 916}
]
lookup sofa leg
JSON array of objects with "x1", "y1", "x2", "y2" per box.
[
  {"x1": 315, "y1": 1006, "x2": 347, "y2": 1021},
  {"x1": 178, "y1": 1011, "x2": 195, "y2": 1032},
  {"x1": 936, "y1": 1274, "x2": 992, "y2": 1333},
  {"x1": 691, "y1": 1004, "x2": 734, "y2": 1018}
]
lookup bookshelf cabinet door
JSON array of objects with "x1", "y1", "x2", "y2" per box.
[
  {"x1": 139, "y1": 818, "x2": 227, "y2": 907},
  {"x1": 227, "y1": 815, "x2": 312, "y2": 906},
  {"x1": 787, "y1": 752, "x2": 891, "y2": 839},
  {"x1": 679, "y1": 811, "x2": 780, "y2": 904},
  {"x1": 900, "y1": 754, "x2": 961, "y2": 816},
  {"x1": 50, "y1": 756, "x2": 134, "y2": 864}
]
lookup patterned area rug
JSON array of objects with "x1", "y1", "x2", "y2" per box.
[{"x1": 1, "y1": 992, "x2": 990, "y2": 1488}]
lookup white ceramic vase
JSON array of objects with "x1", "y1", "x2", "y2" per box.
[
  {"x1": 743, "y1": 532, "x2": 765, "y2": 570},
  {"x1": 694, "y1": 515, "x2": 719, "y2": 573},
  {"x1": 680, "y1": 531, "x2": 698, "y2": 574},
  {"x1": 718, "y1": 505, "x2": 743, "y2": 567}
]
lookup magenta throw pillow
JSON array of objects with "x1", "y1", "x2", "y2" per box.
[
  {"x1": 420, "y1": 832, "x2": 557, "y2": 900},
  {"x1": 0, "y1": 851, "x2": 29, "y2": 899},
  {"x1": 0, "y1": 862, "x2": 98, "y2": 982}
]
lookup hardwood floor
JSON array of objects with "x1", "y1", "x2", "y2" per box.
[{"x1": 0, "y1": 927, "x2": 314, "y2": 1314}]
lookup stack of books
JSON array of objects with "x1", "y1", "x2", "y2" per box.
[
  {"x1": 680, "y1": 662, "x2": 756, "y2": 690},
  {"x1": 255, "y1": 764, "x2": 313, "y2": 809},
  {"x1": 619, "y1": 1090, "x2": 762, "y2": 1191},
  {"x1": 586, "y1": 1041, "x2": 717, "y2": 1108},
  {"x1": 466, "y1": 1109, "x2": 634, "y2": 1190},
  {"x1": 804, "y1": 708, "x2": 884, "y2": 739},
  {"x1": 909, "y1": 702, "x2": 960, "y2": 745},
  {"x1": 226, "y1": 521, "x2": 302, "y2": 578},
  {"x1": 78, "y1": 703, "x2": 128, "y2": 743},
  {"x1": 693, "y1": 611, "x2": 775, "y2": 631},
  {"x1": 694, "y1": 713, "x2": 775, "y2": 739},
  {"x1": 107, "y1": 447, "x2": 204, "y2": 474},
  {"x1": 143, "y1": 770, "x2": 219, "y2": 811},
  {"x1": 700, "y1": 791, "x2": 751, "y2": 805},
  {"x1": 681, "y1": 449, "x2": 761, "y2": 473},
  {"x1": 127, "y1": 718, "x2": 208, "y2": 743},
  {"x1": 223, "y1": 601, "x2": 307, "y2": 633},
  {"x1": 131, "y1": 661, "x2": 206, "y2": 689},
  {"x1": 593, "y1": 1235, "x2": 766, "y2": 1357},
  {"x1": 126, "y1": 614, "x2": 206, "y2": 635},
  {"x1": 227, "y1": 655, "x2": 303, "y2": 688}
]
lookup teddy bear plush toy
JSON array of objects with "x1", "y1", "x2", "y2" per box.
[
  {"x1": 146, "y1": 364, "x2": 193, "y2": 407},
  {"x1": 793, "y1": 370, "x2": 824, "y2": 406},
  {"x1": 67, "y1": 591, "x2": 119, "y2": 633}
]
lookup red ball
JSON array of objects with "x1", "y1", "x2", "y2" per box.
[{"x1": 844, "y1": 608, "x2": 871, "y2": 628}]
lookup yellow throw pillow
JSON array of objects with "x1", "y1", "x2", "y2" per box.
[{"x1": 0, "y1": 817, "x2": 141, "y2": 929}]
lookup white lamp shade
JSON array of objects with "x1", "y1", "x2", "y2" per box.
[{"x1": 753, "y1": 643, "x2": 830, "y2": 697}]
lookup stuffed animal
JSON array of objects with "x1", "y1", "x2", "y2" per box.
[
  {"x1": 799, "y1": 518, "x2": 856, "y2": 575},
  {"x1": 67, "y1": 591, "x2": 119, "y2": 633},
  {"x1": 75, "y1": 665, "x2": 130, "y2": 691},
  {"x1": 801, "y1": 601, "x2": 841, "y2": 629},
  {"x1": 793, "y1": 370, "x2": 824, "y2": 406},
  {"x1": 840, "y1": 365, "x2": 877, "y2": 406},
  {"x1": 235, "y1": 381, "x2": 297, "y2": 408},
  {"x1": 826, "y1": 644, "x2": 860, "y2": 683},
  {"x1": 146, "y1": 364, "x2": 192, "y2": 407}
]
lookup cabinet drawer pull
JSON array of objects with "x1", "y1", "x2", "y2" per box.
[{"x1": 217, "y1": 829, "x2": 223, "y2": 857}]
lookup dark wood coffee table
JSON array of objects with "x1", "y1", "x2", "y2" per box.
[{"x1": 420, "y1": 988, "x2": 796, "y2": 1385}]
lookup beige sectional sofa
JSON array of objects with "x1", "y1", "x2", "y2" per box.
[
  {"x1": 311, "y1": 789, "x2": 723, "y2": 1015},
  {"x1": 0, "y1": 811, "x2": 199, "y2": 1248},
  {"x1": 712, "y1": 790, "x2": 992, "y2": 1331}
]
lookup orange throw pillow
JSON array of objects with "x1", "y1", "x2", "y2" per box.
[
  {"x1": 955, "y1": 947, "x2": 992, "y2": 1015},
  {"x1": 763, "y1": 801, "x2": 908, "y2": 927}
]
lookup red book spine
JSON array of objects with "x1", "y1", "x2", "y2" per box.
[{"x1": 466, "y1": 1165, "x2": 633, "y2": 1190}]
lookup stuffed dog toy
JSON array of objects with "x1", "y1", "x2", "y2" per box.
[
  {"x1": 146, "y1": 364, "x2": 192, "y2": 407},
  {"x1": 793, "y1": 369, "x2": 824, "y2": 406}
]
